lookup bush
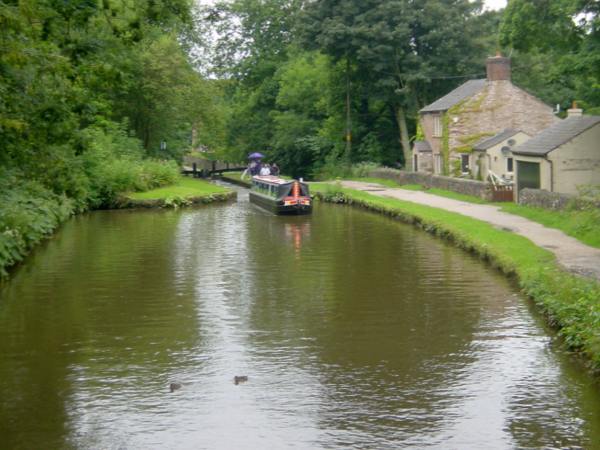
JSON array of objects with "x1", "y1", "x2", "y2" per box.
[
  {"x1": 350, "y1": 161, "x2": 380, "y2": 178},
  {"x1": 139, "y1": 159, "x2": 179, "y2": 190},
  {"x1": 314, "y1": 155, "x2": 382, "y2": 181},
  {"x1": 82, "y1": 125, "x2": 180, "y2": 207},
  {"x1": 0, "y1": 170, "x2": 75, "y2": 278}
]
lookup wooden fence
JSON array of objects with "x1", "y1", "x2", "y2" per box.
[{"x1": 491, "y1": 184, "x2": 514, "y2": 202}]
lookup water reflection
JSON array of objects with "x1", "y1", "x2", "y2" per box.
[{"x1": 0, "y1": 199, "x2": 599, "y2": 449}]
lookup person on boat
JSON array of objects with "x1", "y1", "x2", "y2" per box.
[
  {"x1": 259, "y1": 163, "x2": 271, "y2": 176},
  {"x1": 270, "y1": 163, "x2": 280, "y2": 176},
  {"x1": 249, "y1": 160, "x2": 261, "y2": 176}
]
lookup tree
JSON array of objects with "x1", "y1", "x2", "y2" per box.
[
  {"x1": 271, "y1": 51, "x2": 335, "y2": 177},
  {"x1": 301, "y1": 0, "x2": 494, "y2": 168},
  {"x1": 500, "y1": 0, "x2": 600, "y2": 112}
]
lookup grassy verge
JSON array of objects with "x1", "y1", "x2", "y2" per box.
[
  {"x1": 347, "y1": 177, "x2": 403, "y2": 188},
  {"x1": 123, "y1": 177, "x2": 234, "y2": 207},
  {"x1": 312, "y1": 183, "x2": 600, "y2": 373},
  {"x1": 220, "y1": 171, "x2": 252, "y2": 187},
  {"x1": 499, "y1": 203, "x2": 600, "y2": 248},
  {"x1": 354, "y1": 178, "x2": 600, "y2": 248}
]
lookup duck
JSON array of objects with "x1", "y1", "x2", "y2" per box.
[
  {"x1": 234, "y1": 376, "x2": 248, "y2": 385},
  {"x1": 170, "y1": 382, "x2": 182, "y2": 392}
]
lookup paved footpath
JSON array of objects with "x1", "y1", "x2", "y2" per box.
[{"x1": 340, "y1": 181, "x2": 600, "y2": 282}]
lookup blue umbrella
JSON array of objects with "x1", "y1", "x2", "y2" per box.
[{"x1": 248, "y1": 152, "x2": 265, "y2": 159}]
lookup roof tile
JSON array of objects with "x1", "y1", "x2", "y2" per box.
[
  {"x1": 420, "y1": 79, "x2": 487, "y2": 113},
  {"x1": 512, "y1": 116, "x2": 600, "y2": 156},
  {"x1": 473, "y1": 129, "x2": 520, "y2": 151}
]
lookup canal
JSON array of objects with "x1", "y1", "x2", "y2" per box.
[{"x1": 0, "y1": 190, "x2": 599, "y2": 449}]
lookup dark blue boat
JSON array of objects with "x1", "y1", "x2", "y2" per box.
[{"x1": 249, "y1": 176, "x2": 312, "y2": 215}]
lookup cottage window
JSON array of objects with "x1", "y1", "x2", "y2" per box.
[
  {"x1": 461, "y1": 154, "x2": 470, "y2": 173},
  {"x1": 507, "y1": 157, "x2": 514, "y2": 173},
  {"x1": 433, "y1": 115, "x2": 443, "y2": 137}
]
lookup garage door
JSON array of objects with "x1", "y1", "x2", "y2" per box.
[{"x1": 517, "y1": 161, "x2": 540, "y2": 192}]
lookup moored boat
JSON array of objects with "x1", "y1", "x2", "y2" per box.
[{"x1": 249, "y1": 176, "x2": 312, "y2": 215}]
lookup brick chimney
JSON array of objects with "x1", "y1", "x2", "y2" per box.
[
  {"x1": 567, "y1": 101, "x2": 583, "y2": 118},
  {"x1": 486, "y1": 53, "x2": 511, "y2": 82}
]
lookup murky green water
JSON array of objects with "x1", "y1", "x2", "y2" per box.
[{"x1": 1, "y1": 190, "x2": 599, "y2": 449}]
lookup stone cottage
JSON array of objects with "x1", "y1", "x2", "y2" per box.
[
  {"x1": 471, "y1": 129, "x2": 531, "y2": 181},
  {"x1": 512, "y1": 107, "x2": 600, "y2": 196},
  {"x1": 414, "y1": 54, "x2": 558, "y2": 176}
]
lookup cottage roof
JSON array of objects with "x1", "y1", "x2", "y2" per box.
[
  {"x1": 420, "y1": 79, "x2": 487, "y2": 113},
  {"x1": 473, "y1": 129, "x2": 520, "y2": 151},
  {"x1": 413, "y1": 140, "x2": 432, "y2": 153},
  {"x1": 512, "y1": 116, "x2": 600, "y2": 156}
]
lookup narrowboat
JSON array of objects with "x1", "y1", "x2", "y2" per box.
[{"x1": 249, "y1": 176, "x2": 312, "y2": 215}]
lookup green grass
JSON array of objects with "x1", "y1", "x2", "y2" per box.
[
  {"x1": 499, "y1": 203, "x2": 600, "y2": 248},
  {"x1": 221, "y1": 171, "x2": 246, "y2": 182},
  {"x1": 427, "y1": 188, "x2": 489, "y2": 204},
  {"x1": 127, "y1": 177, "x2": 229, "y2": 200},
  {"x1": 352, "y1": 177, "x2": 600, "y2": 248},
  {"x1": 397, "y1": 183, "x2": 424, "y2": 191},
  {"x1": 347, "y1": 177, "x2": 403, "y2": 188},
  {"x1": 313, "y1": 183, "x2": 600, "y2": 373}
]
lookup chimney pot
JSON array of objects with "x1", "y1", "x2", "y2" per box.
[
  {"x1": 486, "y1": 54, "x2": 511, "y2": 82},
  {"x1": 567, "y1": 102, "x2": 583, "y2": 118}
]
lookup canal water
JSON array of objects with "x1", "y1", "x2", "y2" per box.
[{"x1": 0, "y1": 190, "x2": 599, "y2": 449}]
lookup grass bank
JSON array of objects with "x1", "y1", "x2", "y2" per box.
[
  {"x1": 122, "y1": 177, "x2": 234, "y2": 208},
  {"x1": 219, "y1": 171, "x2": 252, "y2": 187},
  {"x1": 353, "y1": 178, "x2": 600, "y2": 249},
  {"x1": 312, "y1": 182, "x2": 600, "y2": 373}
]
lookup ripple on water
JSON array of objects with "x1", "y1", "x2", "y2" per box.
[{"x1": 0, "y1": 202, "x2": 598, "y2": 449}]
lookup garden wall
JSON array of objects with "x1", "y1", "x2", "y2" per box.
[
  {"x1": 369, "y1": 168, "x2": 492, "y2": 200},
  {"x1": 519, "y1": 188, "x2": 600, "y2": 211}
]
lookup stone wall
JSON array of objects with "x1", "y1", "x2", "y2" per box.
[
  {"x1": 448, "y1": 81, "x2": 558, "y2": 153},
  {"x1": 518, "y1": 188, "x2": 600, "y2": 211},
  {"x1": 369, "y1": 168, "x2": 492, "y2": 200},
  {"x1": 518, "y1": 189, "x2": 572, "y2": 210}
]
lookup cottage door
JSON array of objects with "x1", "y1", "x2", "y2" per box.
[{"x1": 516, "y1": 161, "x2": 540, "y2": 192}]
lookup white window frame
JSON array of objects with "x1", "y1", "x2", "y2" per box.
[{"x1": 432, "y1": 114, "x2": 443, "y2": 137}]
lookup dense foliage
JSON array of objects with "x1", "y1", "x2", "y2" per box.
[
  {"x1": 199, "y1": 0, "x2": 502, "y2": 177},
  {"x1": 0, "y1": 0, "x2": 225, "y2": 276},
  {"x1": 501, "y1": 0, "x2": 600, "y2": 113},
  {"x1": 198, "y1": 0, "x2": 598, "y2": 178}
]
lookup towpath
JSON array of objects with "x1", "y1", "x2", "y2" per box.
[{"x1": 340, "y1": 180, "x2": 600, "y2": 282}]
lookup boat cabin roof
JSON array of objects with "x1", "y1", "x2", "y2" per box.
[{"x1": 252, "y1": 175, "x2": 291, "y2": 185}]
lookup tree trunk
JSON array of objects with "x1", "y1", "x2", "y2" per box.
[
  {"x1": 394, "y1": 105, "x2": 411, "y2": 171},
  {"x1": 345, "y1": 58, "x2": 352, "y2": 163}
]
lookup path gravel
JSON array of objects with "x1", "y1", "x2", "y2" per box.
[{"x1": 340, "y1": 181, "x2": 600, "y2": 281}]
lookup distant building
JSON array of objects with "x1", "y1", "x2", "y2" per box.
[
  {"x1": 512, "y1": 107, "x2": 600, "y2": 196},
  {"x1": 471, "y1": 129, "x2": 531, "y2": 182},
  {"x1": 415, "y1": 54, "x2": 558, "y2": 177}
]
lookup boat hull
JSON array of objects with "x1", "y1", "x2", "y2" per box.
[{"x1": 249, "y1": 191, "x2": 312, "y2": 215}]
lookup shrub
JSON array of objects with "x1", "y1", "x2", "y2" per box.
[
  {"x1": 82, "y1": 125, "x2": 180, "y2": 207},
  {"x1": 350, "y1": 161, "x2": 380, "y2": 178},
  {"x1": 314, "y1": 156, "x2": 382, "y2": 181},
  {"x1": 139, "y1": 159, "x2": 179, "y2": 190},
  {"x1": 0, "y1": 171, "x2": 75, "y2": 278}
]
